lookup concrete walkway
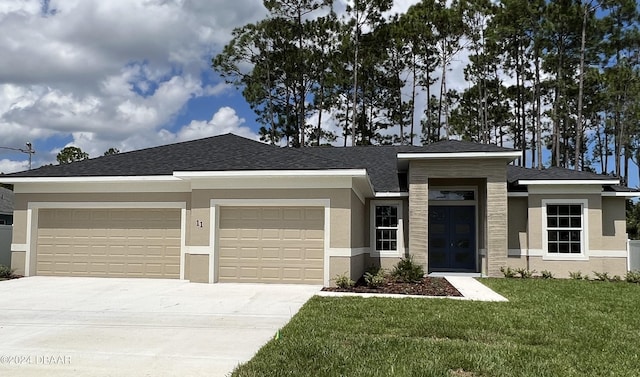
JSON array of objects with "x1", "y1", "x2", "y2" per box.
[
  {"x1": 445, "y1": 276, "x2": 508, "y2": 302},
  {"x1": 317, "y1": 277, "x2": 508, "y2": 302}
]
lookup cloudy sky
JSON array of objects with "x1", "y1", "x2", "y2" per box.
[{"x1": 0, "y1": 0, "x2": 432, "y2": 173}]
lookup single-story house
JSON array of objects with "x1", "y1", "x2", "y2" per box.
[{"x1": 1, "y1": 134, "x2": 638, "y2": 284}]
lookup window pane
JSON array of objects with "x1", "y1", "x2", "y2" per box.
[
  {"x1": 570, "y1": 231, "x2": 580, "y2": 242},
  {"x1": 376, "y1": 206, "x2": 398, "y2": 227},
  {"x1": 559, "y1": 205, "x2": 570, "y2": 215},
  {"x1": 570, "y1": 243, "x2": 581, "y2": 253},
  {"x1": 559, "y1": 217, "x2": 570, "y2": 227},
  {"x1": 570, "y1": 205, "x2": 581, "y2": 215},
  {"x1": 429, "y1": 190, "x2": 475, "y2": 201},
  {"x1": 549, "y1": 231, "x2": 558, "y2": 241},
  {"x1": 559, "y1": 231, "x2": 570, "y2": 241},
  {"x1": 570, "y1": 217, "x2": 581, "y2": 227},
  {"x1": 548, "y1": 205, "x2": 558, "y2": 215},
  {"x1": 376, "y1": 229, "x2": 397, "y2": 251},
  {"x1": 549, "y1": 242, "x2": 558, "y2": 253},
  {"x1": 548, "y1": 217, "x2": 558, "y2": 227},
  {"x1": 558, "y1": 243, "x2": 569, "y2": 253}
]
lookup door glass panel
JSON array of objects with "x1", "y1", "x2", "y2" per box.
[
  {"x1": 430, "y1": 251, "x2": 446, "y2": 264},
  {"x1": 431, "y1": 224, "x2": 445, "y2": 234},
  {"x1": 455, "y1": 224, "x2": 470, "y2": 234},
  {"x1": 431, "y1": 238, "x2": 446, "y2": 248},
  {"x1": 456, "y1": 238, "x2": 470, "y2": 248},
  {"x1": 429, "y1": 208, "x2": 446, "y2": 221}
]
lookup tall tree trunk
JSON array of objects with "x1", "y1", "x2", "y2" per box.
[
  {"x1": 410, "y1": 57, "x2": 416, "y2": 145},
  {"x1": 438, "y1": 41, "x2": 447, "y2": 140},
  {"x1": 535, "y1": 46, "x2": 542, "y2": 169},
  {"x1": 351, "y1": 3, "x2": 359, "y2": 147},
  {"x1": 297, "y1": 10, "x2": 305, "y2": 147},
  {"x1": 575, "y1": 1, "x2": 589, "y2": 170},
  {"x1": 316, "y1": 84, "x2": 324, "y2": 146}
]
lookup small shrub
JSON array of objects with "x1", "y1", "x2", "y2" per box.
[
  {"x1": 0, "y1": 265, "x2": 13, "y2": 279},
  {"x1": 500, "y1": 266, "x2": 516, "y2": 278},
  {"x1": 515, "y1": 268, "x2": 535, "y2": 279},
  {"x1": 334, "y1": 273, "x2": 354, "y2": 289},
  {"x1": 593, "y1": 271, "x2": 611, "y2": 282},
  {"x1": 611, "y1": 275, "x2": 622, "y2": 282},
  {"x1": 391, "y1": 255, "x2": 424, "y2": 283},
  {"x1": 363, "y1": 268, "x2": 386, "y2": 288},
  {"x1": 625, "y1": 270, "x2": 640, "y2": 284},
  {"x1": 540, "y1": 270, "x2": 554, "y2": 279},
  {"x1": 569, "y1": 271, "x2": 585, "y2": 280}
]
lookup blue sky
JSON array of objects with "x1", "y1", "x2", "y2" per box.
[{"x1": 0, "y1": 0, "x2": 636, "y2": 188}]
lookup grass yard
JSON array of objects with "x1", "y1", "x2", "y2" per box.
[{"x1": 232, "y1": 279, "x2": 640, "y2": 377}]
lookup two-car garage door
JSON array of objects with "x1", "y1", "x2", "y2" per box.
[
  {"x1": 36, "y1": 208, "x2": 181, "y2": 278},
  {"x1": 34, "y1": 205, "x2": 324, "y2": 284}
]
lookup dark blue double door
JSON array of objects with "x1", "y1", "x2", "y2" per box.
[{"x1": 428, "y1": 206, "x2": 476, "y2": 272}]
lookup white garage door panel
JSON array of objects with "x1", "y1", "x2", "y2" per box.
[
  {"x1": 36, "y1": 208, "x2": 181, "y2": 278},
  {"x1": 218, "y1": 206, "x2": 324, "y2": 284}
]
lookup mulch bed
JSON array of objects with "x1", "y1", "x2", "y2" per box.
[
  {"x1": 0, "y1": 275, "x2": 23, "y2": 281},
  {"x1": 322, "y1": 276, "x2": 462, "y2": 297}
]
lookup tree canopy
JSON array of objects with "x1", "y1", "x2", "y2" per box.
[
  {"x1": 56, "y1": 146, "x2": 89, "y2": 164},
  {"x1": 213, "y1": 0, "x2": 640, "y2": 187}
]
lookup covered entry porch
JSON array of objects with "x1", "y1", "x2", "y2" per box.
[{"x1": 403, "y1": 151, "x2": 518, "y2": 277}]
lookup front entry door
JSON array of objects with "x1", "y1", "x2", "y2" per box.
[{"x1": 428, "y1": 206, "x2": 476, "y2": 272}]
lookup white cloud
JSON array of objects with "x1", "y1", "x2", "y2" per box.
[
  {"x1": 165, "y1": 106, "x2": 259, "y2": 143},
  {"x1": 0, "y1": 159, "x2": 29, "y2": 174},
  {"x1": 0, "y1": 0, "x2": 268, "y2": 170}
]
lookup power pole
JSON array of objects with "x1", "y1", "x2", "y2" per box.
[{"x1": 0, "y1": 142, "x2": 36, "y2": 170}]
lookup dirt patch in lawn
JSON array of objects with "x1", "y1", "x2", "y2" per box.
[{"x1": 322, "y1": 276, "x2": 462, "y2": 297}]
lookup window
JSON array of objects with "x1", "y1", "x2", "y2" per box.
[
  {"x1": 429, "y1": 190, "x2": 475, "y2": 201},
  {"x1": 543, "y1": 200, "x2": 587, "y2": 259},
  {"x1": 0, "y1": 219, "x2": 5, "y2": 225},
  {"x1": 371, "y1": 201, "x2": 403, "y2": 255}
]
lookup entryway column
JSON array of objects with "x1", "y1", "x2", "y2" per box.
[
  {"x1": 409, "y1": 168, "x2": 429, "y2": 271},
  {"x1": 486, "y1": 176, "x2": 508, "y2": 276}
]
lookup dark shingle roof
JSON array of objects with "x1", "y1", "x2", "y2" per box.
[
  {"x1": 3, "y1": 134, "x2": 629, "y2": 193},
  {"x1": 0, "y1": 187, "x2": 14, "y2": 214}
]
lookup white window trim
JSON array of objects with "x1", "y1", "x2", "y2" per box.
[
  {"x1": 370, "y1": 200, "x2": 404, "y2": 257},
  {"x1": 541, "y1": 199, "x2": 589, "y2": 261}
]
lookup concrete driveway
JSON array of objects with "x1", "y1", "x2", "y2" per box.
[{"x1": 0, "y1": 276, "x2": 320, "y2": 377}]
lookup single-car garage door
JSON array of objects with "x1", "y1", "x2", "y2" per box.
[
  {"x1": 218, "y1": 206, "x2": 324, "y2": 284},
  {"x1": 36, "y1": 208, "x2": 181, "y2": 278}
]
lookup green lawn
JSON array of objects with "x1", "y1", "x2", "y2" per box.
[{"x1": 232, "y1": 279, "x2": 640, "y2": 377}]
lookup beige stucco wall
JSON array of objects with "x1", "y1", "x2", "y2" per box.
[
  {"x1": 350, "y1": 191, "x2": 366, "y2": 249},
  {"x1": 408, "y1": 159, "x2": 508, "y2": 277},
  {"x1": 508, "y1": 197, "x2": 528, "y2": 250},
  {"x1": 11, "y1": 251, "x2": 25, "y2": 276},
  {"x1": 329, "y1": 254, "x2": 367, "y2": 284},
  {"x1": 185, "y1": 254, "x2": 209, "y2": 283},
  {"x1": 601, "y1": 197, "x2": 627, "y2": 250},
  {"x1": 507, "y1": 256, "x2": 627, "y2": 278}
]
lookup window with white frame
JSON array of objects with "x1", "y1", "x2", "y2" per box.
[
  {"x1": 372, "y1": 203, "x2": 402, "y2": 253},
  {"x1": 545, "y1": 203, "x2": 583, "y2": 255}
]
